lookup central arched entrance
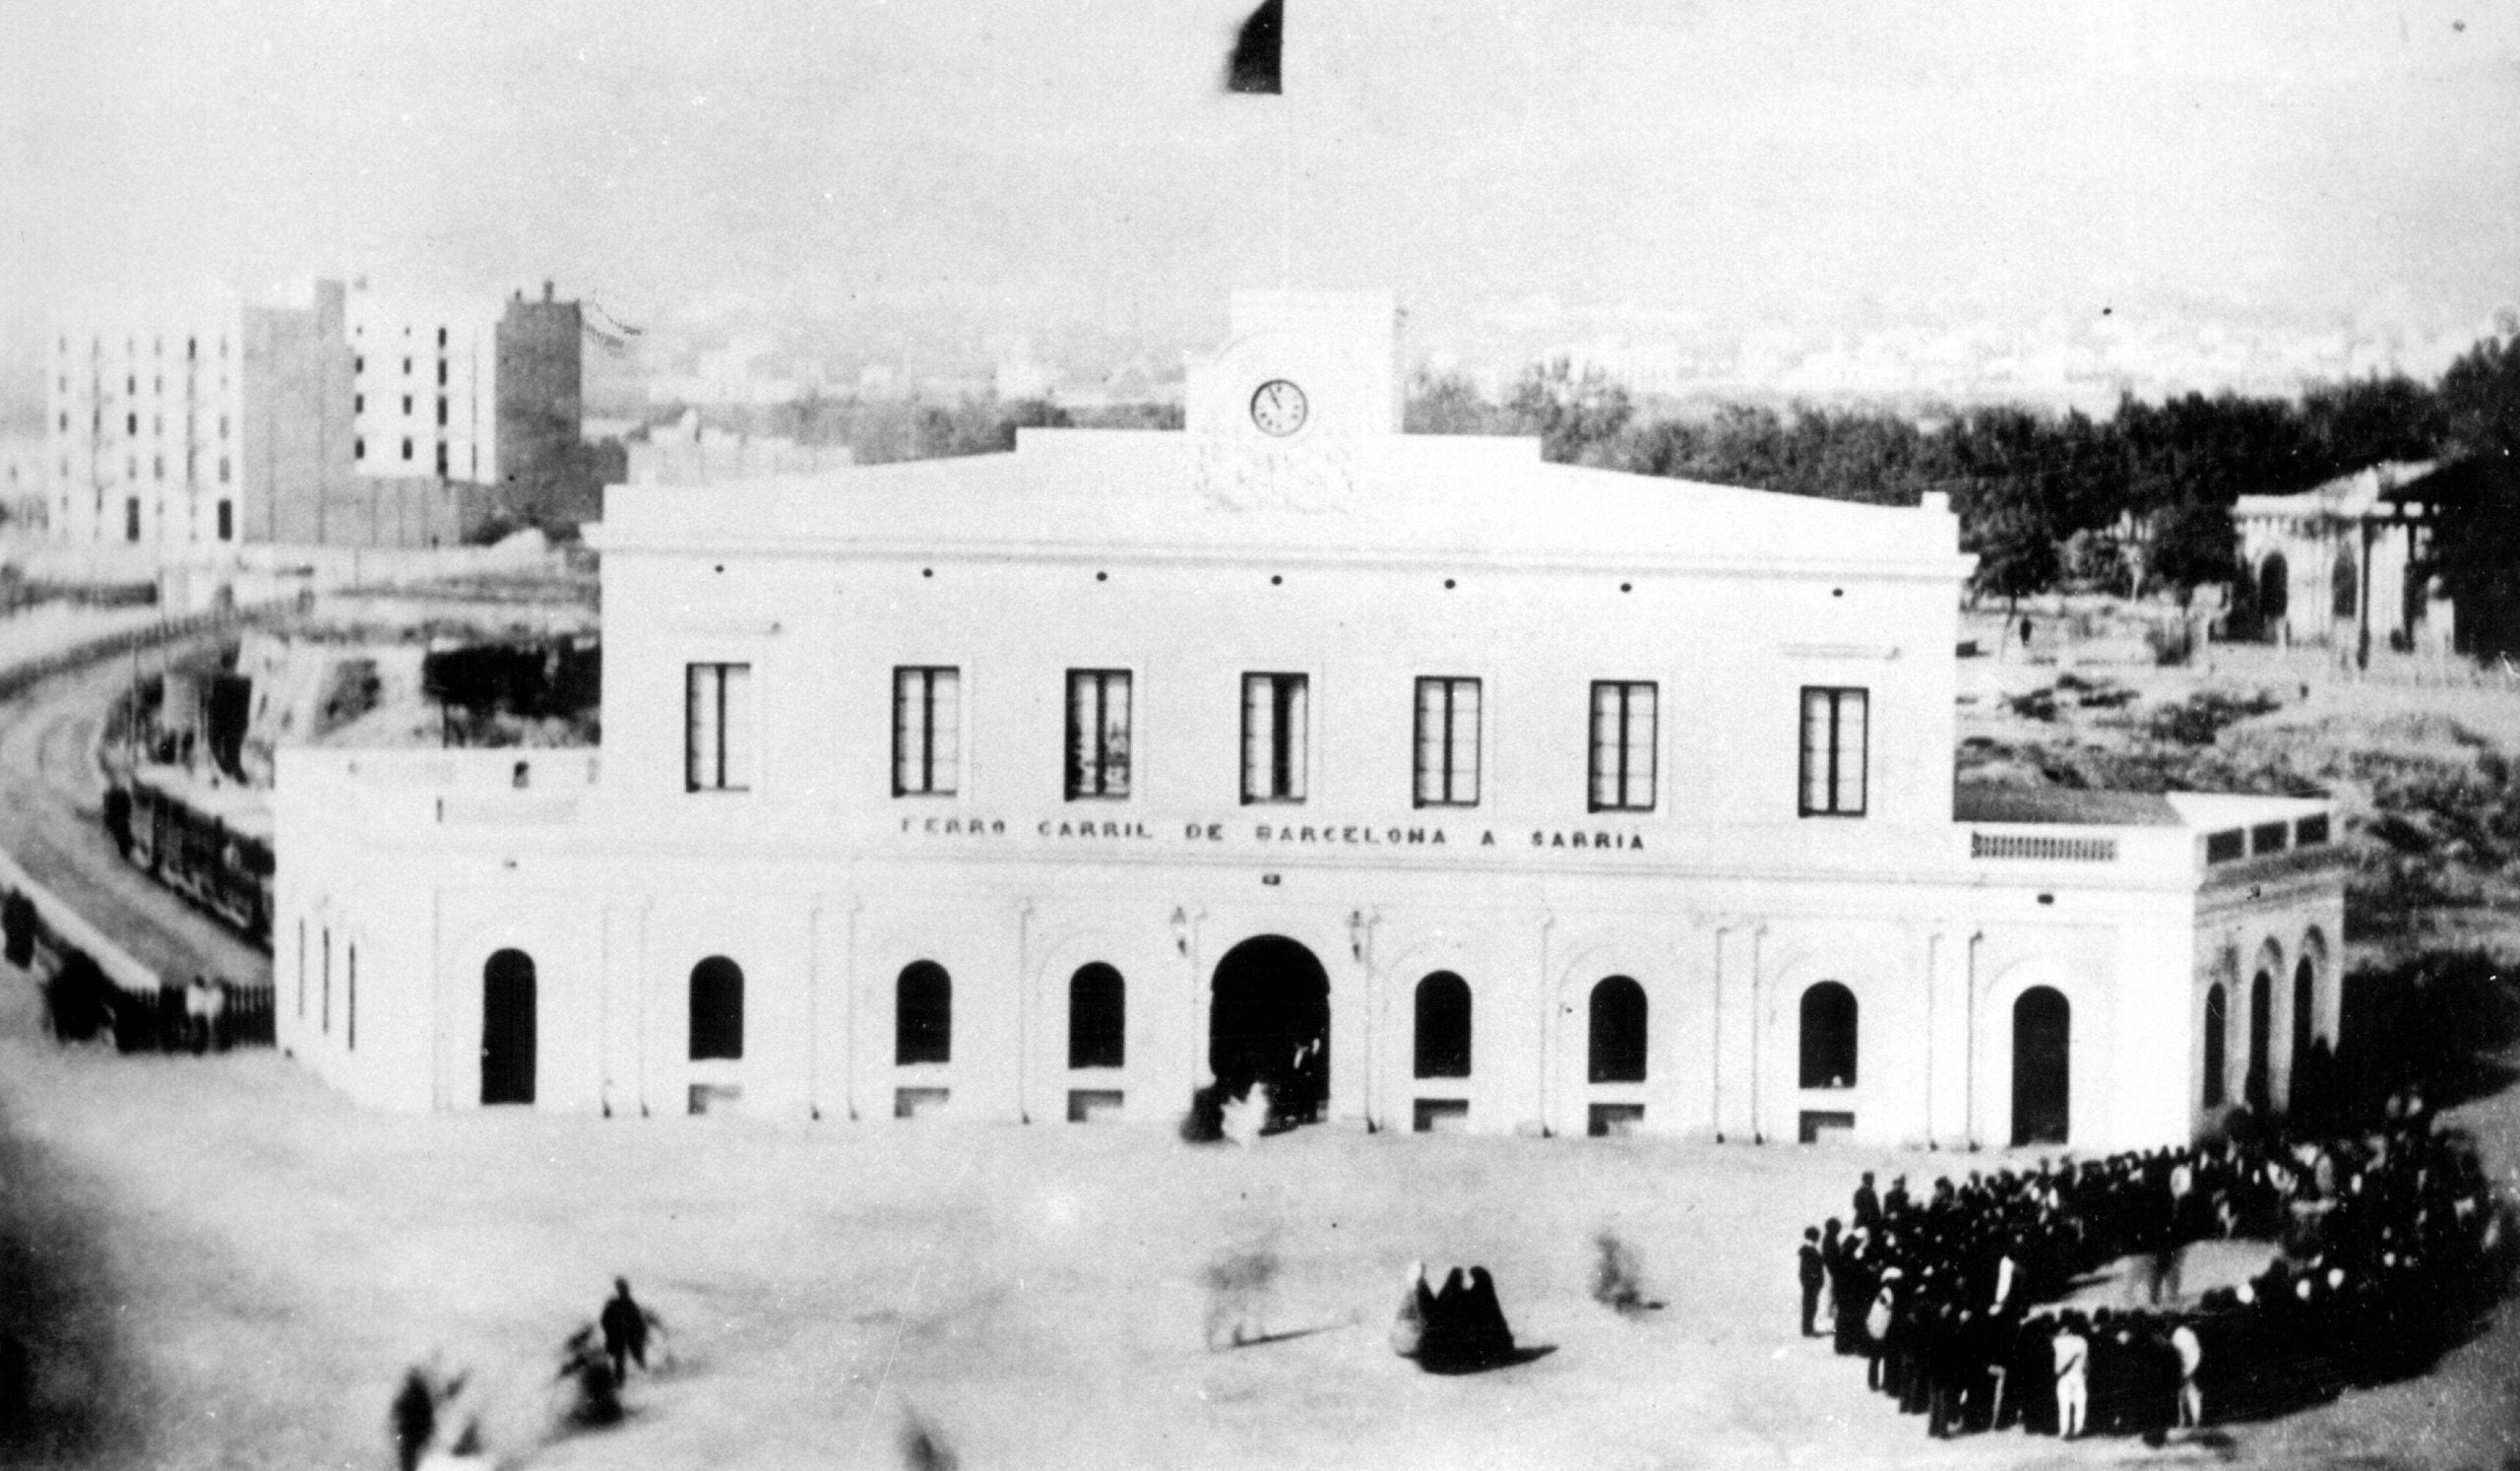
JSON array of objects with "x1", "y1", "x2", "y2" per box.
[
  {"x1": 1210, "y1": 935, "x2": 1330, "y2": 1129},
  {"x1": 2010, "y1": 987, "x2": 2070, "y2": 1145}
]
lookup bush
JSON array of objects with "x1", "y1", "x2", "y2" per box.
[
  {"x1": 2335, "y1": 949, "x2": 2520, "y2": 1121},
  {"x1": 2145, "y1": 688, "x2": 2284, "y2": 746},
  {"x1": 2006, "y1": 687, "x2": 2060, "y2": 722}
]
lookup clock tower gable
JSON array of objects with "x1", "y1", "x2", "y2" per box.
[{"x1": 1183, "y1": 290, "x2": 1404, "y2": 442}]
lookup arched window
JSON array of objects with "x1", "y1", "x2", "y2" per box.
[
  {"x1": 689, "y1": 956, "x2": 744, "y2": 1060},
  {"x1": 2246, "y1": 970, "x2": 2274, "y2": 1111},
  {"x1": 2291, "y1": 956, "x2": 2315, "y2": 1088},
  {"x1": 1067, "y1": 962, "x2": 1125, "y2": 1070},
  {"x1": 1798, "y1": 982, "x2": 1858, "y2": 1089},
  {"x1": 2203, "y1": 984, "x2": 2229, "y2": 1109},
  {"x1": 1588, "y1": 976, "x2": 1647, "y2": 1084},
  {"x1": 2330, "y1": 547, "x2": 2359, "y2": 620},
  {"x1": 897, "y1": 960, "x2": 952, "y2": 1065},
  {"x1": 480, "y1": 948, "x2": 537, "y2": 1107},
  {"x1": 1414, "y1": 972, "x2": 1472, "y2": 1079}
]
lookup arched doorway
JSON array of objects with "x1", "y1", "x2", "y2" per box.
[
  {"x1": 2291, "y1": 957, "x2": 2315, "y2": 1100},
  {"x1": 1210, "y1": 935, "x2": 1331, "y2": 1127},
  {"x1": 2246, "y1": 971, "x2": 2274, "y2": 1112},
  {"x1": 480, "y1": 948, "x2": 536, "y2": 1106},
  {"x1": 2257, "y1": 553, "x2": 2290, "y2": 633},
  {"x1": 2011, "y1": 988, "x2": 2070, "y2": 1145},
  {"x1": 2330, "y1": 546, "x2": 2360, "y2": 621}
]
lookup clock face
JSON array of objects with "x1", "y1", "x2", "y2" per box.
[{"x1": 1250, "y1": 379, "x2": 1308, "y2": 436}]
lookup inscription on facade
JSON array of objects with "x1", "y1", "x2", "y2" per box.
[{"x1": 896, "y1": 813, "x2": 1647, "y2": 855}]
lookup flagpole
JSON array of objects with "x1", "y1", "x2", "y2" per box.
[{"x1": 1279, "y1": 97, "x2": 1293, "y2": 290}]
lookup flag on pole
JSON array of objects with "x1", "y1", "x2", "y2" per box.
[{"x1": 1226, "y1": 0, "x2": 1283, "y2": 94}]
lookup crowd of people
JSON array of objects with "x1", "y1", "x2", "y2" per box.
[{"x1": 1798, "y1": 1104, "x2": 2510, "y2": 1440}]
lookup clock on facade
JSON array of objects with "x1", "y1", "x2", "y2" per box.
[{"x1": 1249, "y1": 378, "x2": 1308, "y2": 436}]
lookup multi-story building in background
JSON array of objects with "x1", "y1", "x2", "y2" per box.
[
  {"x1": 0, "y1": 433, "x2": 46, "y2": 529},
  {"x1": 348, "y1": 288, "x2": 498, "y2": 488},
  {"x1": 494, "y1": 283, "x2": 595, "y2": 527},
  {"x1": 45, "y1": 282, "x2": 350, "y2": 549},
  {"x1": 44, "y1": 278, "x2": 594, "y2": 551}
]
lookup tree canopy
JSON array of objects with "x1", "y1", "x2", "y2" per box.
[{"x1": 1400, "y1": 332, "x2": 2520, "y2": 643}]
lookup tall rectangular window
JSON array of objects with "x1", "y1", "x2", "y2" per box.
[
  {"x1": 1798, "y1": 686, "x2": 1869, "y2": 817},
  {"x1": 893, "y1": 667, "x2": 960, "y2": 797},
  {"x1": 123, "y1": 498, "x2": 140, "y2": 542},
  {"x1": 1414, "y1": 676, "x2": 1481, "y2": 807},
  {"x1": 1588, "y1": 681, "x2": 1657, "y2": 812},
  {"x1": 683, "y1": 663, "x2": 752, "y2": 793},
  {"x1": 217, "y1": 501, "x2": 232, "y2": 542},
  {"x1": 1240, "y1": 673, "x2": 1308, "y2": 803},
  {"x1": 1064, "y1": 670, "x2": 1131, "y2": 799}
]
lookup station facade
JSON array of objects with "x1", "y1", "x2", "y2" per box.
[{"x1": 275, "y1": 292, "x2": 2346, "y2": 1152}]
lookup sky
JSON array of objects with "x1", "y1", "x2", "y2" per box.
[{"x1": 4, "y1": 0, "x2": 2518, "y2": 412}]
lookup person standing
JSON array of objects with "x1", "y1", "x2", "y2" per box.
[
  {"x1": 1391, "y1": 1261, "x2": 1431, "y2": 1359},
  {"x1": 1854, "y1": 1173, "x2": 1883, "y2": 1231},
  {"x1": 1820, "y1": 1219, "x2": 1845, "y2": 1324},
  {"x1": 1798, "y1": 1229, "x2": 1827, "y2": 1337},
  {"x1": 2052, "y1": 1312, "x2": 2090, "y2": 1439},
  {"x1": 2171, "y1": 1320, "x2": 2203, "y2": 1430},
  {"x1": 598, "y1": 1279, "x2": 651, "y2": 1386}
]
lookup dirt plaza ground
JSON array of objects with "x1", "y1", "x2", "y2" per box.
[{"x1": 3, "y1": 957, "x2": 2516, "y2": 1471}]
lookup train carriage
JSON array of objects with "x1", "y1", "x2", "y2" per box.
[{"x1": 113, "y1": 764, "x2": 275, "y2": 947}]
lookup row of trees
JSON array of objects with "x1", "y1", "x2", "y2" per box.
[{"x1": 1413, "y1": 325, "x2": 2520, "y2": 646}]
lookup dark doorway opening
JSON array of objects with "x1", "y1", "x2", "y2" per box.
[
  {"x1": 1414, "y1": 971, "x2": 1472, "y2": 1079},
  {"x1": 480, "y1": 948, "x2": 536, "y2": 1106},
  {"x1": 1209, "y1": 934, "x2": 1330, "y2": 1129},
  {"x1": 2246, "y1": 970, "x2": 2274, "y2": 1112},
  {"x1": 1797, "y1": 981, "x2": 1858, "y2": 1089},
  {"x1": 2256, "y1": 553, "x2": 2290, "y2": 633},
  {"x1": 1588, "y1": 976, "x2": 1648, "y2": 1083},
  {"x1": 2010, "y1": 987, "x2": 2070, "y2": 1145},
  {"x1": 2203, "y1": 984, "x2": 2229, "y2": 1109}
]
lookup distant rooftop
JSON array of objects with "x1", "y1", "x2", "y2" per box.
[
  {"x1": 2232, "y1": 460, "x2": 2445, "y2": 520},
  {"x1": 1955, "y1": 784, "x2": 2327, "y2": 832},
  {"x1": 1954, "y1": 785, "x2": 2182, "y2": 827}
]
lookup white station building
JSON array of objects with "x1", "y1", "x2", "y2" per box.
[{"x1": 276, "y1": 291, "x2": 2346, "y2": 1152}]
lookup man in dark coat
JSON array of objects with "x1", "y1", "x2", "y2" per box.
[
  {"x1": 1854, "y1": 1172, "x2": 1883, "y2": 1230},
  {"x1": 1798, "y1": 1228, "x2": 1827, "y2": 1337},
  {"x1": 599, "y1": 1278, "x2": 651, "y2": 1385}
]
